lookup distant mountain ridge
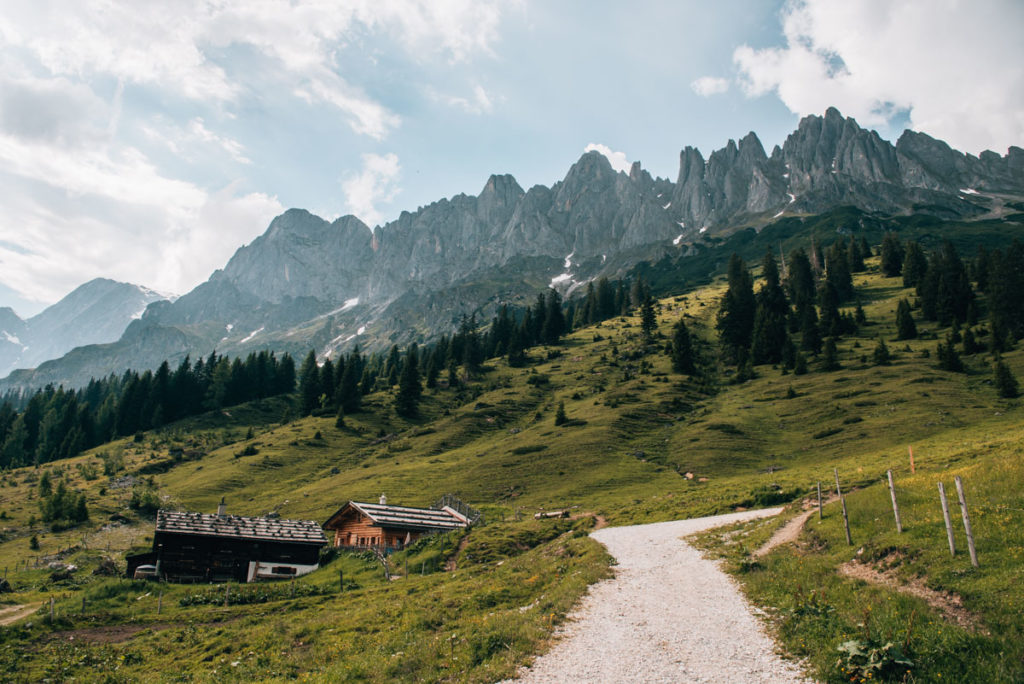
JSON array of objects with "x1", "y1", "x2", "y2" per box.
[
  {"x1": 2, "y1": 107, "x2": 1022, "y2": 393},
  {"x1": 0, "y1": 279, "x2": 170, "y2": 379}
]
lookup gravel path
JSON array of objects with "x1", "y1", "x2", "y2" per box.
[{"x1": 505, "y1": 509, "x2": 814, "y2": 683}]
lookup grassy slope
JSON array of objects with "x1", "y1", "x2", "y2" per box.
[{"x1": 0, "y1": 255, "x2": 1022, "y2": 681}]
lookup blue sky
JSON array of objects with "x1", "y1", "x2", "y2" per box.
[{"x1": 0, "y1": 0, "x2": 1021, "y2": 317}]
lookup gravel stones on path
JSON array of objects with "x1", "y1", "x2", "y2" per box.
[{"x1": 505, "y1": 509, "x2": 814, "y2": 683}]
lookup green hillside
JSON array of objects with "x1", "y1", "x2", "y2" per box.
[{"x1": 1, "y1": 244, "x2": 1023, "y2": 682}]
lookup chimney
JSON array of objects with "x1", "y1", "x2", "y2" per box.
[
  {"x1": 379, "y1": 493, "x2": 387, "y2": 505},
  {"x1": 217, "y1": 497, "x2": 227, "y2": 516}
]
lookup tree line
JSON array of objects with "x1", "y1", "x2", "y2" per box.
[{"x1": 0, "y1": 350, "x2": 297, "y2": 469}]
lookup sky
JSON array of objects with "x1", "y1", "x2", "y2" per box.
[{"x1": 0, "y1": 0, "x2": 1022, "y2": 317}]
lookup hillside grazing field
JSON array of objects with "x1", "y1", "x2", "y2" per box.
[{"x1": 0, "y1": 254, "x2": 1022, "y2": 682}]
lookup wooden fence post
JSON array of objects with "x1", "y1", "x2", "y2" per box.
[
  {"x1": 339, "y1": 570, "x2": 344, "y2": 593},
  {"x1": 817, "y1": 482, "x2": 823, "y2": 520},
  {"x1": 224, "y1": 583, "x2": 230, "y2": 607},
  {"x1": 157, "y1": 590, "x2": 163, "y2": 615},
  {"x1": 840, "y1": 495, "x2": 852, "y2": 545},
  {"x1": 834, "y1": 468, "x2": 843, "y2": 498},
  {"x1": 909, "y1": 446, "x2": 915, "y2": 474},
  {"x1": 938, "y1": 482, "x2": 956, "y2": 557},
  {"x1": 954, "y1": 475, "x2": 979, "y2": 568},
  {"x1": 49, "y1": 596, "x2": 55, "y2": 622},
  {"x1": 887, "y1": 470, "x2": 903, "y2": 533}
]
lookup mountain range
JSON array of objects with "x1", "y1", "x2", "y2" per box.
[
  {"x1": 2, "y1": 107, "x2": 1022, "y2": 393},
  {"x1": 0, "y1": 279, "x2": 169, "y2": 381}
]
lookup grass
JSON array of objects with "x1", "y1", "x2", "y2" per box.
[{"x1": 0, "y1": 253, "x2": 1022, "y2": 681}]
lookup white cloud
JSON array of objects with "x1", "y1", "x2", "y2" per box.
[
  {"x1": 0, "y1": 169, "x2": 282, "y2": 306},
  {"x1": 733, "y1": 0, "x2": 1024, "y2": 154},
  {"x1": 2, "y1": 1, "x2": 507, "y2": 141},
  {"x1": 584, "y1": 143, "x2": 631, "y2": 174},
  {"x1": 342, "y1": 153, "x2": 402, "y2": 226},
  {"x1": 690, "y1": 76, "x2": 730, "y2": 97},
  {"x1": 429, "y1": 84, "x2": 496, "y2": 114}
]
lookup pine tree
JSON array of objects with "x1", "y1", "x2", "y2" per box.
[
  {"x1": 597, "y1": 277, "x2": 616, "y2": 319},
  {"x1": 394, "y1": 344, "x2": 422, "y2": 418},
  {"x1": 880, "y1": 232, "x2": 904, "y2": 277},
  {"x1": 750, "y1": 251, "x2": 789, "y2": 365},
  {"x1": 873, "y1": 338, "x2": 892, "y2": 366},
  {"x1": 993, "y1": 357, "x2": 1020, "y2": 398},
  {"x1": 848, "y1": 236, "x2": 866, "y2": 272},
  {"x1": 554, "y1": 401, "x2": 567, "y2": 426},
  {"x1": 902, "y1": 240, "x2": 928, "y2": 288},
  {"x1": 821, "y1": 337, "x2": 841, "y2": 371},
  {"x1": 542, "y1": 288, "x2": 566, "y2": 345},
  {"x1": 895, "y1": 299, "x2": 918, "y2": 340},
  {"x1": 335, "y1": 405, "x2": 346, "y2": 429},
  {"x1": 798, "y1": 304, "x2": 822, "y2": 354},
  {"x1": 936, "y1": 336, "x2": 965, "y2": 372},
  {"x1": 962, "y1": 327, "x2": 981, "y2": 355},
  {"x1": 817, "y1": 281, "x2": 842, "y2": 337},
  {"x1": 297, "y1": 350, "x2": 321, "y2": 416},
  {"x1": 786, "y1": 248, "x2": 816, "y2": 310},
  {"x1": 640, "y1": 292, "x2": 657, "y2": 345},
  {"x1": 716, "y1": 254, "x2": 756, "y2": 363},
  {"x1": 670, "y1": 319, "x2": 696, "y2": 374},
  {"x1": 338, "y1": 351, "x2": 362, "y2": 413},
  {"x1": 825, "y1": 240, "x2": 854, "y2": 301}
]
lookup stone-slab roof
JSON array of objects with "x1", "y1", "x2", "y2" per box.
[
  {"x1": 156, "y1": 509, "x2": 327, "y2": 545},
  {"x1": 326, "y1": 501, "x2": 469, "y2": 532}
]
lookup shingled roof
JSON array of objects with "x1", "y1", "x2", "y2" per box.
[
  {"x1": 325, "y1": 501, "x2": 470, "y2": 532},
  {"x1": 156, "y1": 509, "x2": 327, "y2": 545}
]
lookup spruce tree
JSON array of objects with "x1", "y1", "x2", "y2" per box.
[
  {"x1": 993, "y1": 357, "x2": 1020, "y2": 398},
  {"x1": 554, "y1": 401, "x2": 567, "y2": 426},
  {"x1": 798, "y1": 304, "x2": 822, "y2": 354},
  {"x1": 751, "y1": 251, "x2": 789, "y2": 365},
  {"x1": 936, "y1": 336, "x2": 965, "y2": 372},
  {"x1": 395, "y1": 344, "x2": 422, "y2": 418},
  {"x1": 297, "y1": 350, "x2": 321, "y2": 416},
  {"x1": 873, "y1": 338, "x2": 892, "y2": 366},
  {"x1": 880, "y1": 232, "x2": 904, "y2": 277},
  {"x1": 670, "y1": 319, "x2": 696, "y2": 374},
  {"x1": 542, "y1": 288, "x2": 566, "y2": 345},
  {"x1": 895, "y1": 299, "x2": 918, "y2": 340},
  {"x1": 640, "y1": 292, "x2": 657, "y2": 345},
  {"x1": 335, "y1": 405, "x2": 345, "y2": 429},
  {"x1": 794, "y1": 352, "x2": 808, "y2": 375},
  {"x1": 716, "y1": 254, "x2": 756, "y2": 363},
  {"x1": 338, "y1": 352, "x2": 362, "y2": 413},
  {"x1": 902, "y1": 240, "x2": 928, "y2": 288},
  {"x1": 821, "y1": 337, "x2": 841, "y2": 371}
]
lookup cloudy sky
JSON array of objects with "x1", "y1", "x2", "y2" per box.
[{"x1": 1, "y1": 0, "x2": 1021, "y2": 317}]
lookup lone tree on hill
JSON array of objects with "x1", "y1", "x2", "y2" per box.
[
  {"x1": 669, "y1": 319, "x2": 696, "y2": 374},
  {"x1": 895, "y1": 299, "x2": 918, "y2": 340},
  {"x1": 554, "y1": 401, "x2": 567, "y2": 426},
  {"x1": 993, "y1": 357, "x2": 1020, "y2": 398},
  {"x1": 640, "y1": 292, "x2": 658, "y2": 344}
]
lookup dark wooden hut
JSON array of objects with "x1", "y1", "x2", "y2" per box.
[{"x1": 127, "y1": 501, "x2": 326, "y2": 582}]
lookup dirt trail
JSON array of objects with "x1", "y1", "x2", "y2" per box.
[
  {"x1": 504, "y1": 508, "x2": 813, "y2": 683},
  {"x1": 0, "y1": 602, "x2": 41, "y2": 626},
  {"x1": 754, "y1": 496, "x2": 837, "y2": 558}
]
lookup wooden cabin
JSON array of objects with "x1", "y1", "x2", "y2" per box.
[
  {"x1": 126, "y1": 501, "x2": 327, "y2": 583},
  {"x1": 323, "y1": 495, "x2": 478, "y2": 550}
]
